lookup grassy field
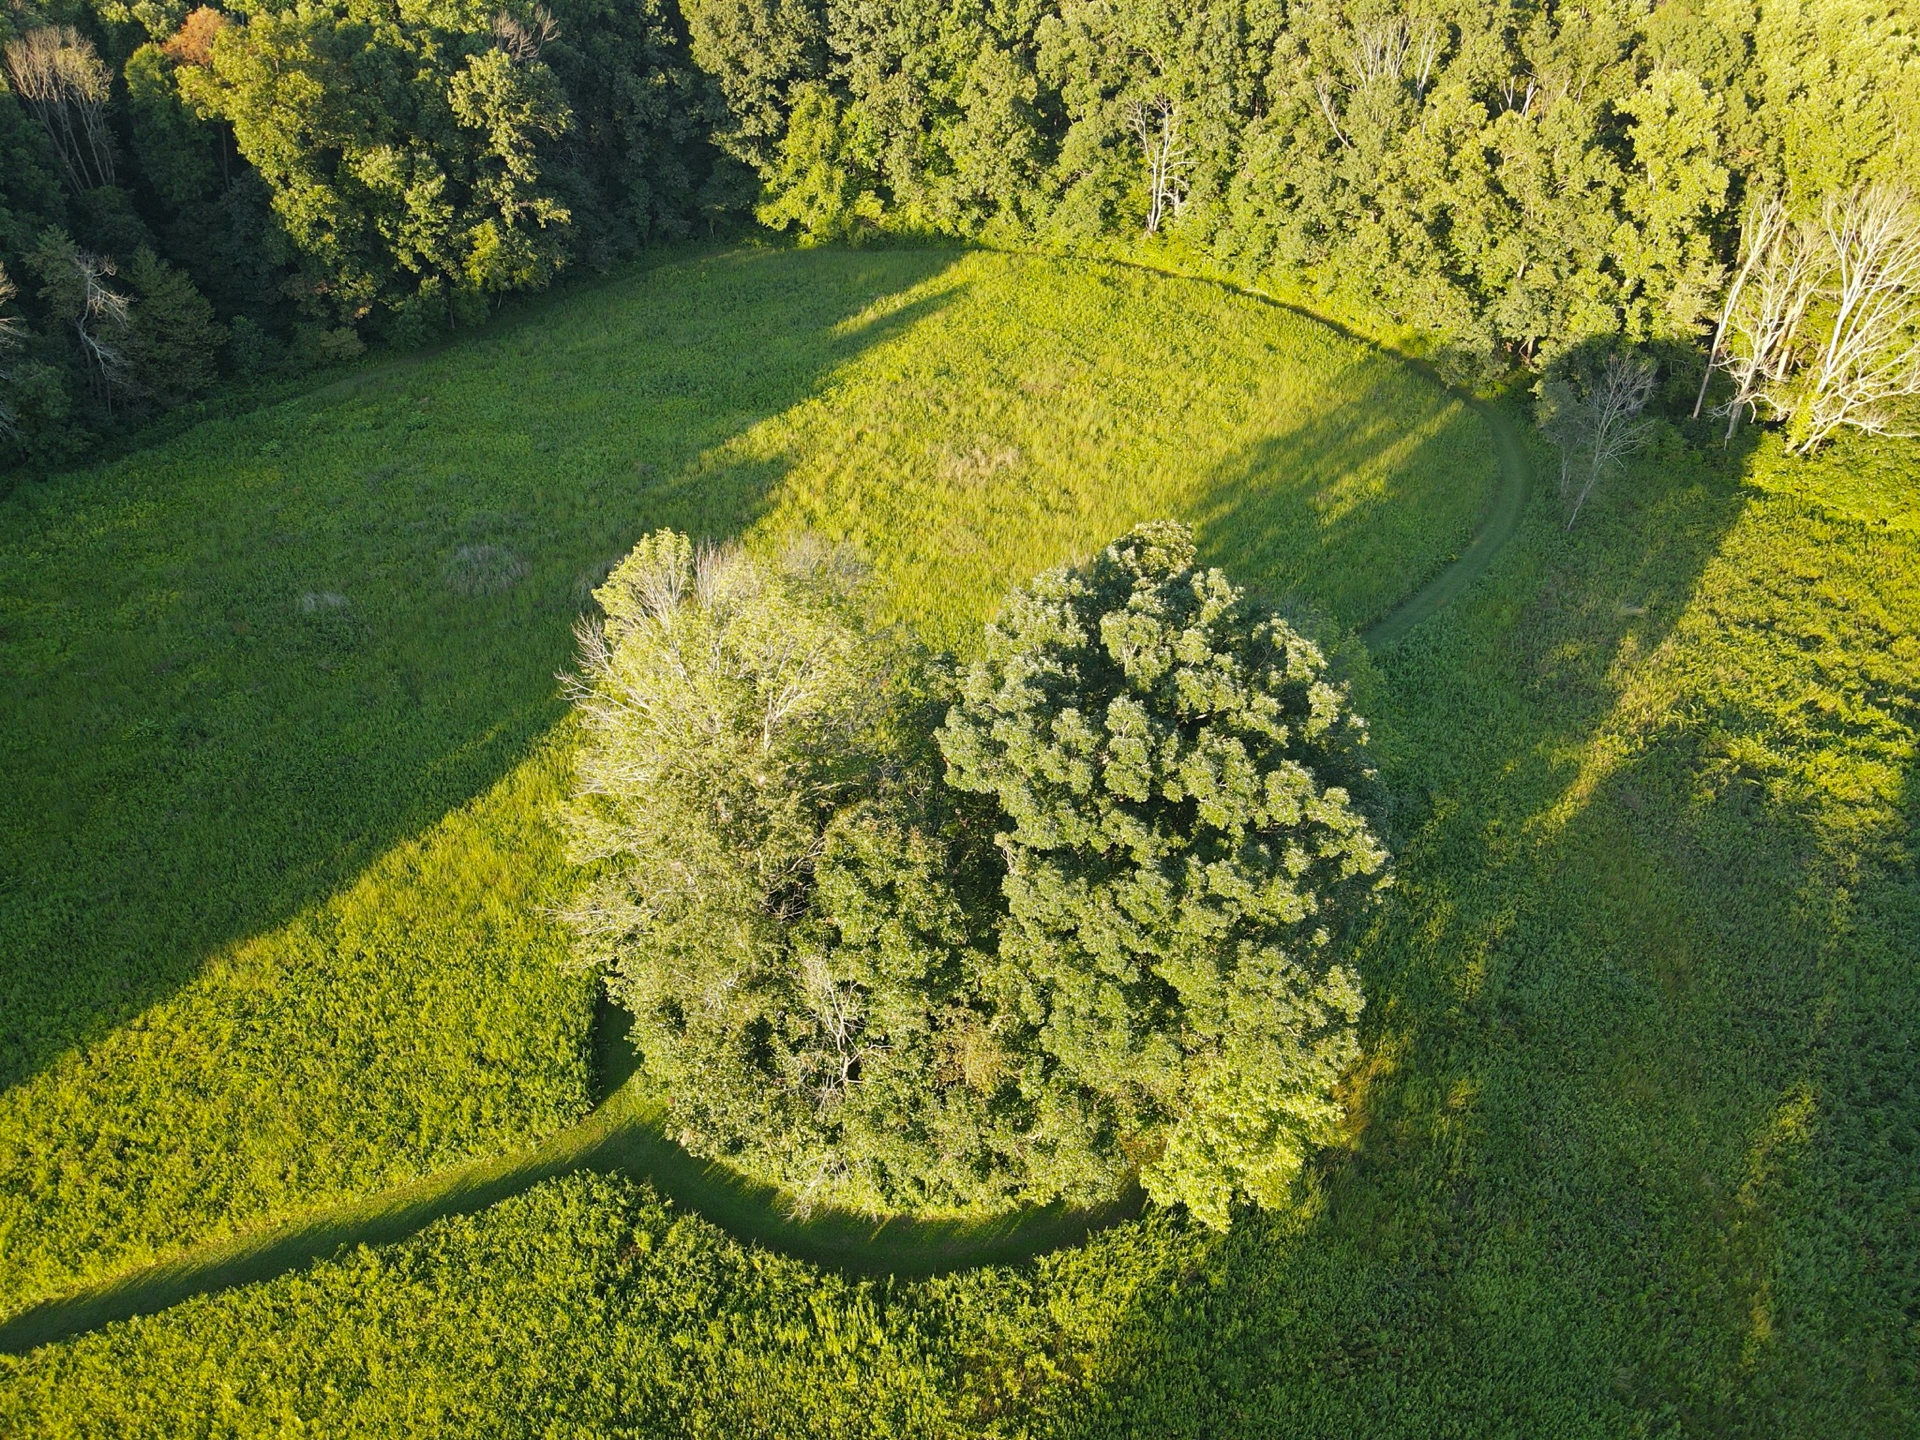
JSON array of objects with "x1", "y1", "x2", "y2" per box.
[
  {"x1": 2, "y1": 391, "x2": 1912, "y2": 1435},
  {"x1": 0, "y1": 246, "x2": 1497, "y2": 1321}
]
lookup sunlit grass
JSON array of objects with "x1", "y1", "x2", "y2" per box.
[
  {"x1": 0, "y1": 246, "x2": 1497, "y2": 1317},
  {"x1": 4, "y1": 421, "x2": 1912, "y2": 1437}
]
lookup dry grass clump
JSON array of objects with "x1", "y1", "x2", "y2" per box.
[
  {"x1": 444, "y1": 544, "x2": 528, "y2": 596},
  {"x1": 935, "y1": 438, "x2": 1022, "y2": 488}
]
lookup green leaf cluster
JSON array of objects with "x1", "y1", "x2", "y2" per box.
[{"x1": 940, "y1": 520, "x2": 1388, "y2": 1228}]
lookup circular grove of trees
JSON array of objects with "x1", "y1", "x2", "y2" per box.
[{"x1": 561, "y1": 521, "x2": 1390, "y2": 1228}]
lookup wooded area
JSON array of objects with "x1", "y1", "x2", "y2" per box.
[{"x1": 2, "y1": 0, "x2": 1918, "y2": 469}]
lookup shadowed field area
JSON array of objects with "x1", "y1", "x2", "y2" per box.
[{"x1": 3, "y1": 415, "x2": 1912, "y2": 1437}]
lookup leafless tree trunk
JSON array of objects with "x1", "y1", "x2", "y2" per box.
[
  {"x1": 1715, "y1": 206, "x2": 1824, "y2": 440},
  {"x1": 1696, "y1": 192, "x2": 1785, "y2": 419},
  {"x1": 1346, "y1": 17, "x2": 1410, "y2": 87},
  {"x1": 1543, "y1": 352, "x2": 1657, "y2": 528},
  {"x1": 1500, "y1": 73, "x2": 1539, "y2": 117},
  {"x1": 1314, "y1": 78, "x2": 1353, "y2": 149},
  {"x1": 1128, "y1": 96, "x2": 1187, "y2": 236},
  {"x1": 1410, "y1": 18, "x2": 1444, "y2": 99},
  {"x1": 798, "y1": 949, "x2": 873, "y2": 1111},
  {"x1": 67, "y1": 250, "x2": 132, "y2": 414},
  {"x1": 3, "y1": 27, "x2": 118, "y2": 194},
  {"x1": 1787, "y1": 183, "x2": 1920, "y2": 453},
  {"x1": 0, "y1": 265, "x2": 22, "y2": 440},
  {"x1": 492, "y1": 5, "x2": 560, "y2": 64}
]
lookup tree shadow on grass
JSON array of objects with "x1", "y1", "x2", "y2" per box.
[
  {"x1": 1186, "y1": 353, "x2": 1507, "y2": 635},
  {"x1": 0, "y1": 247, "x2": 965, "y2": 1096},
  {"x1": 0, "y1": 996, "x2": 1144, "y2": 1355},
  {"x1": 1030, "y1": 430, "x2": 1920, "y2": 1435}
]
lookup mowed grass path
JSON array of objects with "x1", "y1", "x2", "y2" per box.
[{"x1": 0, "y1": 247, "x2": 1498, "y2": 1320}]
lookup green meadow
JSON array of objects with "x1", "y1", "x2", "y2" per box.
[
  {"x1": 3, "y1": 247, "x2": 1914, "y2": 1436},
  {"x1": 0, "y1": 248, "x2": 1492, "y2": 1316}
]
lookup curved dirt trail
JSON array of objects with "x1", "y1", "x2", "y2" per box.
[{"x1": 0, "y1": 276, "x2": 1533, "y2": 1358}]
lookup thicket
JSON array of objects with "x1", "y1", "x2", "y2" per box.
[
  {"x1": 564, "y1": 520, "x2": 1390, "y2": 1225},
  {"x1": 6, "y1": 0, "x2": 1920, "y2": 471}
]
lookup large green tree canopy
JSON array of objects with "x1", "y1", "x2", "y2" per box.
[
  {"x1": 939, "y1": 521, "x2": 1390, "y2": 1227},
  {"x1": 565, "y1": 523, "x2": 1390, "y2": 1228}
]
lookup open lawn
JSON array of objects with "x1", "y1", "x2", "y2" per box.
[{"x1": 0, "y1": 247, "x2": 1496, "y2": 1323}]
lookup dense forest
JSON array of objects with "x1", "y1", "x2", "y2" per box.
[{"x1": 1, "y1": 0, "x2": 1915, "y2": 468}]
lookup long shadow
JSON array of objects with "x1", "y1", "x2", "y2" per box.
[
  {"x1": 0, "y1": 247, "x2": 964, "y2": 1095},
  {"x1": 1184, "y1": 366, "x2": 1523, "y2": 638},
  {"x1": 1080, "y1": 250, "x2": 1530, "y2": 644},
  {"x1": 1047, "y1": 430, "x2": 1848, "y2": 1432}
]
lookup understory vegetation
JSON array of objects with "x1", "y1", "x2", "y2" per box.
[
  {"x1": 1, "y1": 322, "x2": 1913, "y2": 1432},
  {"x1": 0, "y1": 247, "x2": 1491, "y2": 1317}
]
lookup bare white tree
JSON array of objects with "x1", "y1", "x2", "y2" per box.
[
  {"x1": 69, "y1": 250, "x2": 132, "y2": 412},
  {"x1": 1787, "y1": 183, "x2": 1920, "y2": 453},
  {"x1": 0, "y1": 264, "x2": 22, "y2": 440},
  {"x1": 1315, "y1": 12, "x2": 1446, "y2": 143},
  {"x1": 1705, "y1": 198, "x2": 1825, "y2": 439},
  {"x1": 1314, "y1": 76, "x2": 1354, "y2": 149},
  {"x1": 1541, "y1": 350, "x2": 1658, "y2": 528},
  {"x1": 1696, "y1": 192, "x2": 1786, "y2": 419},
  {"x1": 1128, "y1": 95, "x2": 1188, "y2": 236},
  {"x1": 1410, "y1": 17, "x2": 1444, "y2": 99},
  {"x1": 1499, "y1": 72, "x2": 1540, "y2": 117},
  {"x1": 1345, "y1": 16, "x2": 1411, "y2": 87},
  {"x1": 796, "y1": 947, "x2": 887, "y2": 1115},
  {"x1": 3, "y1": 27, "x2": 117, "y2": 194},
  {"x1": 492, "y1": 5, "x2": 560, "y2": 64}
]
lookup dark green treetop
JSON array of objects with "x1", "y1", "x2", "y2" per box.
[{"x1": 940, "y1": 520, "x2": 1389, "y2": 1227}]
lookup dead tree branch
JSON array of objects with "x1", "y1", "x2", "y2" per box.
[{"x1": 3, "y1": 27, "x2": 118, "y2": 194}]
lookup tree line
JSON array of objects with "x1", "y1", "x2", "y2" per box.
[
  {"x1": 3, "y1": 0, "x2": 1919, "y2": 473},
  {"x1": 0, "y1": 0, "x2": 728, "y2": 466}
]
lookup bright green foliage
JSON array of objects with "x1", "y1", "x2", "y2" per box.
[
  {"x1": 561, "y1": 532, "x2": 908, "y2": 1186},
  {"x1": 940, "y1": 521, "x2": 1389, "y2": 1227},
  {"x1": 755, "y1": 81, "x2": 882, "y2": 243},
  {"x1": 9, "y1": 0, "x2": 1920, "y2": 468},
  {"x1": 565, "y1": 532, "x2": 892, "y2": 985},
  {"x1": 177, "y1": 2, "x2": 576, "y2": 326},
  {"x1": 664, "y1": 0, "x2": 1920, "y2": 377},
  {"x1": 680, "y1": 0, "x2": 824, "y2": 175},
  {"x1": 564, "y1": 532, "x2": 1119, "y2": 1212},
  {"x1": 565, "y1": 521, "x2": 1393, "y2": 1225}
]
